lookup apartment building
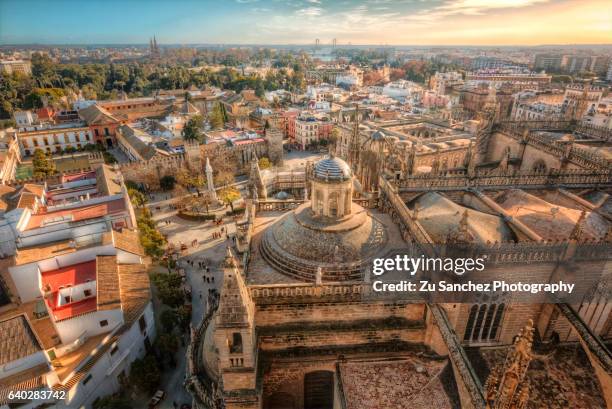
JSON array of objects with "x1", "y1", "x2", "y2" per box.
[
  {"x1": 287, "y1": 114, "x2": 333, "y2": 150},
  {"x1": 0, "y1": 164, "x2": 151, "y2": 409}
]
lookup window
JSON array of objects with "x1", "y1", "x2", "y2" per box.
[
  {"x1": 84, "y1": 289, "x2": 92, "y2": 297},
  {"x1": 229, "y1": 333, "x2": 243, "y2": 353},
  {"x1": 138, "y1": 315, "x2": 147, "y2": 332},
  {"x1": 110, "y1": 343, "x2": 119, "y2": 356},
  {"x1": 104, "y1": 127, "x2": 109, "y2": 136},
  {"x1": 99, "y1": 320, "x2": 109, "y2": 327},
  {"x1": 464, "y1": 304, "x2": 505, "y2": 342},
  {"x1": 94, "y1": 129, "x2": 99, "y2": 137},
  {"x1": 64, "y1": 296, "x2": 72, "y2": 304},
  {"x1": 83, "y1": 374, "x2": 93, "y2": 385}
]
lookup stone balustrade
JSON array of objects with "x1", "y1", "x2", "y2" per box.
[
  {"x1": 396, "y1": 168, "x2": 611, "y2": 191},
  {"x1": 186, "y1": 300, "x2": 222, "y2": 409}
]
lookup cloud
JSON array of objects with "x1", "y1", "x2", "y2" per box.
[
  {"x1": 428, "y1": 0, "x2": 551, "y2": 17},
  {"x1": 236, "y1": 0, "x2": 259, "y2": 3},
  {"x1": 295, "y1": 6, "x2": 323, "y2": 17},
  {"x1": 306, "y1": 0, "x2": 321, "y2": 3}
]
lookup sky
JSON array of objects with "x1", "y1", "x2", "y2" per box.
[{"x1": 0, "y1": 0, "x2": 610, "y2": 46}]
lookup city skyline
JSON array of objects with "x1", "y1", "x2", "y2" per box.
[{"x1": 0, "y1": 0, "x2": 611, "y2": 46}]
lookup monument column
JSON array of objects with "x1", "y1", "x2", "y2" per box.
[{"x1": 205, "y1": 157, "x2": 217, "y2": 201}]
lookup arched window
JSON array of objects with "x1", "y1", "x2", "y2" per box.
[
  {"x1": 229, "y1": 332, "x2": 242, "y2": 353},
  {"x1": 328, "y1": 192, "x2": 338, "y2": 217},
  {"x1": 464, "y1": 304, "x2": 505, "y2": 343}
]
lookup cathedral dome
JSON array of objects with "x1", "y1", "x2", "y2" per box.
[
  {"x1": 260, "y1": 202, "x2": 387, "y2": 282},
  {"x1": 313, "y1": 155, "x2": 352, "y2": 182},
  {"x1": 371, "y1": 130, "x2": 386, "y2": 141}
]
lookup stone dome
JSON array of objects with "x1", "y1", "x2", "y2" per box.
[
  {"x1": 313, "y1": 155, "x2": 352, "y2": 182},
  {"x1": 275, "y1": 191, "x2": 289, "y2": 200},
  {"x1": 371, "y1": 130, "x2": 386, "y2": 141},
  {"x1": 260, "y1": 202, "x2": 387, "y2": 282}
]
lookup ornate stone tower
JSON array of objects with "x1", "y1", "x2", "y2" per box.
[
  {"x1": 214, "y1": 247, "x2": 258, "y2": 408},
  {"x1": 485, "y1": 320, "x2": 534, "y2": 409}
]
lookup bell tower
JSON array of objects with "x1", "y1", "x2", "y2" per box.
[{"x1": 214, "y1": 247, "x2": 259, "y2": 408}]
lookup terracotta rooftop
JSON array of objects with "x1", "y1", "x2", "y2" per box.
[
  {"x1": 0, "y1": 363, "x2": 49, "y2": 406},
  {"x1": 95, "y1": 164, "x2": 123, "y2": 196},
  {"x1": 117, "y1": 263, "x2": 151, "y2": 324},
  {"x1": 0, "y1": 315, "x2": 42, "y2": 366},
  {"x1": 112, "y1": 228, "x2": 144, "y2": 256},
  {"x1": 96, "y1": 255, "x2": 121, "y2": 311},
  {"x1": 0, "y1": 185, "x2": 16, "y2": 212},
  {"x1": 0, "y1": 301, "x2": 60, "y2": 350},
  {"x1": 78, "y1": 104, "x2": 120, "y2": 125},
  {"x1": 15, "y1": 192, "x2": 38, "y2": 210},
  {"x1": 21, "y1": 183, "x2": 45, "y2": 198},
  {"x1": 117, "y1": 125, "x2": 158, "y2": 160}
]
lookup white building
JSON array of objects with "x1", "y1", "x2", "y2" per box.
[
  {"x1": 16, "y1": 124, "x2": 94, "y2": 156},
  {"x1": 0, "y1": 166, "x2": 152, "y2": 409},
  {"x1": 382, "y1": 80, "x2": 422, "y2": 101},
  {"x1": 0, "y1": 229, "x2": 154, "y2": 409}
]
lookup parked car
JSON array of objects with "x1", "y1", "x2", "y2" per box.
[{"x1": 148, "y1": 390, "x2": 166, "y2": 408}]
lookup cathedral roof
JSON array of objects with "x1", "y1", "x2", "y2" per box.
[
  {"x1": 313, "y1": 155, "x2": 352, "y2": 182},
  {"x1": 260, "y1": 202, "x2": 387, "y2": 282}
]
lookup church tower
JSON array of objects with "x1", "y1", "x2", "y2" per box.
[{"x1": 214, "y1": 247, "x2": 259, "y2": 408}]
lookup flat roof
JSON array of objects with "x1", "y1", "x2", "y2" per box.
[{"x1": 25, "y1": 198, "x2": 126, "y2": 230}]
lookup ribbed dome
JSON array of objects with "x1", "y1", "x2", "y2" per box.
[
  {"x1": 371, "y1": 130, "x2": 386, "y2": 141},
  {"x1": 260, "y1": 202, "x2": 387, "y2": 282},
  {"x1": 313, "y1": 155, "x2": 352, "y2": 181}
]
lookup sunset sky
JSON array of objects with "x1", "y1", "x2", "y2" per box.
[{"x1": 0, "y1": 0, "x2": 610, "y2": 45}]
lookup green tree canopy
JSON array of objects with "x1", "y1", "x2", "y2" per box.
[
  {"x1": 129, "y1": 355, "x2": 161, "y2": 393},
  {"x1": 159, "y1": 175, "x2": 176, "y2": 191},
  {"x1": 219, "y1": 186, "x2": 240, "y2": 211},
  {"x1": 93, "y1": 395, "x2": 132, "y2": 409},
  {"x1": 258, "y1": 157, "x2": 271, "y2": 169},
  {"x1": 209, "y1": 102, "x2": 226, "y2": 129},
  {"x1": 32, "y1": 149, "x2": 55, "y2": 178},
  {"x1": 182, "y1": 114, "x2": 204, "y2": 141}
]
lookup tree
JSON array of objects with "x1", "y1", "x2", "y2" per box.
[
  {"x1": 150, "y1": 272, "x2": 184, "y2": 308},
  {"x1": 182, "y1": 114, "x2": 204, "y2": 141},
  {"x1": 160, "y1": 309, "x2": 178, "y2": 333},
  {"x1": 209, "y1": 102, "x2": 226, "y2": 129},
  {"x1": 176, "y1": 305, "x2": 191, "y2": 330},
  {"x1": 128, "y1": 188, "x2": 147, "y2": 208},
  {"x1": 160, "y1": 175, "x2": 176, "y2": 191},
  {"x1": 218, "y1": 186, "x2": 240, "y2": 212},
  {"x1": 129, "y1": 355, "x2": 161, "y2": 393},
  {"x1": 32, "y1": 149, "x2": 55, "y2": 178},
  {"x1": 156, "y1": 333, "x2": 180, "y2": 365},
  {"x1": 258, "y1": 157, "x2": 271, "y2": 169},
  {"x1": 176, "y1": 168, "x2": 205, "y2": 193},
  {"x1": 137, "y1": 208, "x2": 166, "y2": 259}
]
